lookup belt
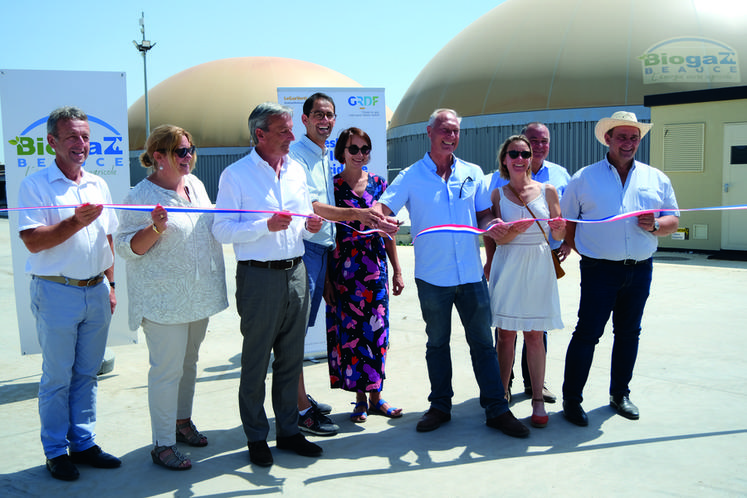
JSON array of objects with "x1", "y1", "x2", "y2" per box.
[
  {"x1": 239, "y1": 257, "x2": 302, "y2": 270},
  {"x1": 35, "y1": 274, "x2": 105, "y2": 287},
  {"x1": 583, "y1": 256, "x2": 650, "y2": 266}
]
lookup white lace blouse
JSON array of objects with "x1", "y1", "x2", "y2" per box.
[{"x1": 114, "y1": 174, "x2": 228, "y2": 330}]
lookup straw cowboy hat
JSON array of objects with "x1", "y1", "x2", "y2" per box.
[{"x1": 594, "y1": 111, "x2": 653, "y2": 146}]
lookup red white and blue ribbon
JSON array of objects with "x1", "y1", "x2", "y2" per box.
[
  {"x1": 4, "y1": 203, "x2": 747, "y2": 240},
  {"x1": 2, "y1": 203, "x2": 389, "y2": 238},
  {"x1": 414, "y1": 205, "x2": 747, "y2": 240}
]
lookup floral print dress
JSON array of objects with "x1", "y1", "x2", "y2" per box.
[{"x1": 326, "y1": 173, "x2": 390, "y2": 393}]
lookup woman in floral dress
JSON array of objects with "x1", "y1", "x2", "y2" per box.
[{"x1": 325, "y1": 127, "x2": 404, "y2": 423}]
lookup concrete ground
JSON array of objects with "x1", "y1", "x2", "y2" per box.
[{"x1": 1, "y1": 217, "x2": 746, "y2": 497}]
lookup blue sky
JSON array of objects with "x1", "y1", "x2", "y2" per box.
[{"x1": 0, "y1": 0, "x2": 504, "y2": 163}]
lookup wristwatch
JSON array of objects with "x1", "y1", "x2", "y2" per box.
[{"x1": 649, "y1": 220, "x2": 660, "y2": 233}]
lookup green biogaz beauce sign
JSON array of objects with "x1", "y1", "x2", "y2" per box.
[
  {"x1": 639, "y1": 37, "x2": 740, "y2": 84},
  {"x1": 8, "y1": 114, "x2": 125, "y2": 176}
]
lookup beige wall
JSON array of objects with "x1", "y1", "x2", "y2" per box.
[{"x1": 650, "y1": 99, "x2": 747, "y2": 251}]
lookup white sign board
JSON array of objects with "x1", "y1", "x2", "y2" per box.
[
  {"x1": 276, "y1": 87, "x2": 387, "y2": 357},
  {"x1": 0, "y1": 69, "x2": 135, "y2": 354}
]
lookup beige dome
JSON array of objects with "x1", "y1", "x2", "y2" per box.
[
  {"x1": 390, "y1": 0, "x2": 747, "y2": 128},
  {"x1": 128, "y1": 57, "x2": 364, "y2": 149}
]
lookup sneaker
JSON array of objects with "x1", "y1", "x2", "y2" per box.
[
  {"x1": 298, "y1": 405, "x2": 339, "y2": 436},
  {"x1": 307, "y1": 394, "x2": 332, "y2": 415}
]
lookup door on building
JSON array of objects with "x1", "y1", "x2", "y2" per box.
[{"x1": 722, "y1": 122, "x2": 747, "y2": 250}]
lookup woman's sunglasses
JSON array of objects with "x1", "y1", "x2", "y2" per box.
[
  {"x1": 346, "y1": 145, "x2": 371, "y2": 156},
  {"x1": 174, "y1": 145, "x2": 196, "y2": 158},
  {"x1": 507, "y1": 150, "x2": 531, "y2": 159}
]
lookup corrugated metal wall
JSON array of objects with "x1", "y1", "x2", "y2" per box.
[
  {"x1": 386, "y1": 120, "x2": 650, "y2": 182},
  {"x1": 129, "y1": 120, "x2": 651, "y2": 197},
  {"x1": 129, "y1": 148, "x2": 249, "y2": 201}
]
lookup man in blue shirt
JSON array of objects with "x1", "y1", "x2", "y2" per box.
[
  {"x1": 485, "y1": 122, "x2": 571, "y2": 403},
  {"x1": 376, "y1": 109, "x2": 529, "y2": 438},
  {"x1": 288, "y1": 93, "x2": 394, "y2": 437},
  {"x1": 560, "y1": 111, "x2": 679, "y2": 426}
]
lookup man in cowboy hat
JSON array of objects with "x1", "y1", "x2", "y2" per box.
[{"x1": 559, "y1": 111, "x2": 679, "y2": 426}]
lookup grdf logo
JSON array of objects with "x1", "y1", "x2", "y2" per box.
[{"x1": 347, "y1": 95, "x2": 379, "y2": 108}]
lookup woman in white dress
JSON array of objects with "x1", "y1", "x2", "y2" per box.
[
  {"x1": 115, "y1": 125, "x2": 228, "y2": 469},
  {"x1": 487, "y1": 135, "x2": 565, "y2": 428}
]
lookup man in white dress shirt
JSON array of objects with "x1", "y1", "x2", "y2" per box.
[{"x1": 212, "y1": 102, "x2": 324, "y2": 467}]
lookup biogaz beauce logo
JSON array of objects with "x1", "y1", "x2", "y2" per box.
[
  {"x1": 8, "y1": 114, "x2": 125, "y2": 176},
  {"x1": 347, "y1": 95, "x2": 379, "y2": 109},
  {"x1": 639, "y1": 37, "x2": 740, "y2": 84}
]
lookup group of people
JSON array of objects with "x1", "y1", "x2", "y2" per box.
[{"x1": 18, "y1": 100, "x2": 678, "y2": 481}]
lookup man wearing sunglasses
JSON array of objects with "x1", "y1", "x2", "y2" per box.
[
  {"x1": 375, "y1": 108, "x2": 529, "y2": 438},
  {"x1": 560, "y1": 111, "x2": 679, "y2": 427},
  {"x1": 288, "y1": 93, "x2": 397, "y2": 438},
  {"x1": 484, "y1": 122, "x2": 571, "y2": 404}
]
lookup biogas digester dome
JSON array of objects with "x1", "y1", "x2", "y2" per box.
[
  {"x1": 390, "y1": 0, "x2": 746, "y2": 129},
  {"x1": 127, "y1": 57, "x2": 362, "y2": 150}
]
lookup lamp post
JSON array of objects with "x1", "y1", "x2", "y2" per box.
[{"x1": 133, "y1": 12, "x2": 156, "y2": 138}]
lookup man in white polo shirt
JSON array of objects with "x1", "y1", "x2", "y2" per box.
[{"x1": 18, "y1": 106, "x2": 121, "y2": 481}]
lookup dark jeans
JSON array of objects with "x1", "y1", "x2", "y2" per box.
[
  {"x1": 563, "y1": 256, "x2": 652, "y2": 403},
  {"x1": 415, "y1": 278, "x2": 508, "y2": 418}
]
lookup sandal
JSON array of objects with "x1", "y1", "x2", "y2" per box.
[
  {"x1": 151, "y1": 445, "x2": 192, "y2": 470},
  {"x1": 350, "y1": 401, "x2": 368, "y2": 423},
  {"x1": 176, "y1": 420, "x2": 208, "y2": 447},
  {"x1": 530, "y1": 398, "x2": 549, "y2": 428},
  {"x1": 369, "y1": 399, "x2": 403, "y2": 418}
]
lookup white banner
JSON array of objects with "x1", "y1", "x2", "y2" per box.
[
  {"x1": 276, "y1": 87, "x2": 387, "y2": 357},
  {"x1": 0, "y1": 69, "x2": 135, "y2": 354}
]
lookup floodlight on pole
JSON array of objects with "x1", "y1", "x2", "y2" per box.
[{"x1": 133, "y1": 11, "x2": 156, "y2": 138}]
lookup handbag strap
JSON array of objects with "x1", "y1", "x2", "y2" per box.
[{"x1": 505, "y1": 183, "x2": 552, "y2": 248}]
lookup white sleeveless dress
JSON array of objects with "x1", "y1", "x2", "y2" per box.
[{"x1": 488, "y1": 184, "x2": 563, "y2": 331}]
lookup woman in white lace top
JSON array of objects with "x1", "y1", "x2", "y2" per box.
[{"x1": 114, "y1": 125, "x2": 228, "y2": 470}]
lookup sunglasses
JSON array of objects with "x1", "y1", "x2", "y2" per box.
[
  {"x1": 174, "y1": 145, "x2": 196, "y2": 158},
  {"x1": 346, "y1": 145, "x2": 371, "y2": 156},
  {"x1": 507, "y1": 150, "x2": 531, "y2": 159}
]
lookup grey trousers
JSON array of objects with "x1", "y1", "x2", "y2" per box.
[{"x1": 236, "y1": 261, "x2": 309, "y2": 442}]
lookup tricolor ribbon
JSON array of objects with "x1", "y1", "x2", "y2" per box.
[
  {"x1": 5, "y1": 203, "x2": 747, "y2": 240},
  {"x1": 3, "y1": 203, "x2": 390, "y2": 238},
  {"x1": 413, "y1": 204, "x2": 747, "y2": 239}
]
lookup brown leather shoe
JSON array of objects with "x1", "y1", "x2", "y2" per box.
[
  {"x1": 486, "y1": 410, "x2": 530, "y2": 438},
  {"x1": 416, "y1": 407, "x2": 451, "y2": 432}
]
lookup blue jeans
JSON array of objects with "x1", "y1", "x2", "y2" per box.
[
  {"x1": 563, "y1": 257, "x2": 652, "y2": 403},
  {"x1": 302, "y1": 240, "x2": 330, "y2": 327},
  {"x1": 31, "y1": 277, "x2": 111, "y2": 459},
  {"x1": 415, "y1": 278, "x2": 508, "y2": 418}
]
